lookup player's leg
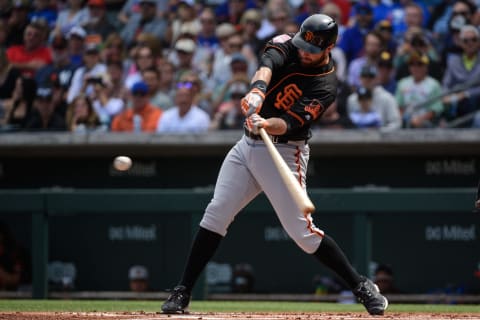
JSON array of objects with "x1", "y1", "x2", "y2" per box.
[
  {"x1": 252, "y1": 142, "x2": 387, "y2": 315},
  {"x1": 162, "y1": 138, "x2": 262, "y2": 314}
]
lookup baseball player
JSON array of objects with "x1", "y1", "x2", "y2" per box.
[{"x1": 161, "y1": 14, "x2": 388, "y2": 316}]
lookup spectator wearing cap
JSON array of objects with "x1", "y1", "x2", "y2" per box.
[
  {"x1": 66, "y1": 26, "x2": 87, "y2": 68},
  {"x1": 156, "y1": 79, "x2": 210, "y2": 133},
  {"x1": 111, "y1": 81, "x2": 162, "y2": 132},
  {"x1": 375, "y1": 19, "x2": 397, "y2": 54},
  {"x1": 348, "y1": 86, "x2": 383, "y2": 129},
  {"x1": 347, "y1": 64, "x2": 401, "y2": 131},
  {"x1": 6, "y1": 20, "x2": 53, "y2": 78},
  {"x1": 396, "y1": 50, "x2": 443, "y2": 128},
  {"x1": 84, "y1": 0, "x2": 116, "y2": 42},
  {"x1": 441, "y1": 24, "x2": 480, "y2": 127},
  {"x1": 210, "y1": 80, "x2": 249, "y2": 130},
  {"x1": 36, "y1": 34, "x2": 76, "y2": 94},
  {"x1": 28, "y1": 0, "x2": 58, "y2": 29},
  {"x1": 377, "y1": 50, "x2": 397, "y2": 94},
  {"x1": 53, "y1": 0, "x2": 89, "y2": 37},
  {"x1": 394, "y1": 27, "x2": 442, "y2": 81},
  {"x1": 338, "y1": 2, "x2": 375, "y2": 64},
  {"x1": 24, "y1": 85, "x2": 67, "y2": 130},
  {"x1": 347, "y1": 30, "x2": 385, "y2": 90},
  {"x1": 141, "y1": 66, "x2": 173, "y2": 110},
  {"x1": 66, "y1": 39, "x2": 107, "y2": 103},
  {"x1": 5, "y1": 0, "x2": 32, "y2": 46},
  {"x1": 169, "y1": 37, "x2": 199, "y2": 83},
  {"x1": 128, "y1": 265, "x2": 150, "y2": 292},
  {"x1": 120, "y1": 0, "x2": 168, "y2": 48}
]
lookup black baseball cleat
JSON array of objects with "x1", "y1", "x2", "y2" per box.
[
  {"x1": 161, "y1": 285, "x2": 191, "y2": 314},
  {"x1": 353, "y1": 277, "x2": 388, "y2": 315}
]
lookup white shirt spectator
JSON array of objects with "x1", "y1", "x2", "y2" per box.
[{"x1": 156, "y1": 105, "x2": 210, "y2": 133}]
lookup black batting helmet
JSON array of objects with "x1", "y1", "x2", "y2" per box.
[{"x1": 292, "y1": 14, "x2": 338, "y2": 54}]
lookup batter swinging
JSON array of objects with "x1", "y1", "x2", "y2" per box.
[{"x1": 161, "y1": 14, "x2": 388, "y2": 315}]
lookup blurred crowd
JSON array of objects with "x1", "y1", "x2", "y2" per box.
[{"x1": 0, "y1": 0, "x2": 480, "y2": 133}]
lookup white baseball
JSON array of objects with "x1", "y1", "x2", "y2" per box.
[{"x1": 113, "y1": 156, "x2": 132, "y2": 171}]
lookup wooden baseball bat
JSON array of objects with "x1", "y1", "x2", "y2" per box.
[{"x1": 258, "y1": 128, "x2": 315, "y2": 214}]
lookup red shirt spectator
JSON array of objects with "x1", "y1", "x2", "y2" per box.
[{"x1": 6, "y1": 20, "x2": 52, "y2": 78}]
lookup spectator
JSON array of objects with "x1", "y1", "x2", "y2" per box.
[
  {"x1": 24, "y1": 85, "x2": 67, "y2": 130},
  {"x1": 101, "y1": 33, "x2": 126, "y2": 66},
  {"x1": 0, "y1": 19, "x2": 8, "y2": 50},
  {"x1": 396, "y1": 51, "x2": 444, "y2": 128},
  {"x1": 194, "y1": 7, "x2": 219, "y2": 79},
  {"x1": 348, "y1": 86, "x2": 383, "y2": 129},
  {"x1": 65, "y1": 94, "x2": 103, "y2": 132},
  {"x1": 347, "y1": 30, "x2": 385, "y2": 90},
  {"x1": 377, "y1": 51, "x2": 397, "y2": 94},
  {"x1": 215, "y1": 0, "x2": 254, "y2": 26},
  {"x1": 117, "y1": 0, "x2": 166, "y2": 27},
  {"x1": 104, "y1": 59, "x2": 128, "y2": 101},
  {"x1": 83, "y1": 0, "x2": 116, "y2": 42},
  {"x1": 388, "y1": 0, "x2": 431, "y2": 38},
  {"x1": 239, "y1": 9, "x2": 264, "y2": 61},
  {"x1": 128, "y1": 265, "x2": 150, "y2": 292},
  {"x1": 347, "y1": 65, "x2": 401, "y2": 131},
  {"x1": 35, "y1": 34, "x2": 76, "y2": 91},
  {"x1": 6, "y1": 19, "x2": 52, "y2": 78},
  {"x1": 111, "y1": 81, "x2": 162, "y2": 132},
  {"x1": 5, "y1": 0, "x2": 31, "y2": 46},
  {"x1": 178, "y1": 70, "x2": 211, "y2": 115},
  {"x1": 1, "y1": 77, "x2": 36, "y2": 129},
  {"x1": 29, "y1": 0, "x2": 58, "y2": 30},
  {"x1": 90, "y1": 73, "x2": 124, "y2": 127},
  {"x1": 125, "y1": 45, "x2": 155, "y2": 90},
  {"x1": 142, "y1": 67, "x2": 173, "y2": 110},
  {"x1": 338, "y1": 2, "x2": 375, "y2": 64},
  {"x1": 120, "y1": 0, "x2": 168, "y2": 48},
  {"x1": 66, "y1": 26, "x2": 87, "y2": 69},
  {"x1": 259, "y1": 1, "x2": 292, "y2": 43},
  {"x1": 156, "y1": 80, "x2": 210, "y2": 133},
  {"x1": 375, "y1": 19, "x2": 397, "y2": 54},
  {"x1": 157, "y1": 60, "x2": 176, "y2": 104},
  {"x1": 67, "y1": 40, "x2": 107, "y2": 104},
  {"x1": 374, "y1": 264, "x2": 401, "y2": 294},
  {"x1": 170, "y1": 37, "x2": 199, "y2": 83},
  {"x1": 210, "y1": 80, "x2": 248, "y2": 130},
  {"x1": 52, "y1": 0, "x2": 89, "y2": 37},
  {"x1": 0, "y1": 48, "x2": 22, "y2": 121},
  {"x1": 394, "y1": 28, "x2": 443, "y2": 81},
  {"x1": 0, "y1": 221, "x2": 30, "y2": 291},
  {"x1": 441, "y1": 24, "x2": 480, "y2": 127},
  {"x1": 166, "y1": 0, "x2": 199, "y2": 46}
]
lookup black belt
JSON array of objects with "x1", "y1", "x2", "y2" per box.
[{"x1": 244, "y1": 127, "x2": 307, "y2": 144}]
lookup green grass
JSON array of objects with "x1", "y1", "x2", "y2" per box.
[{"x1": 0, "y1": 300, "x2": 478, "y2": 314}]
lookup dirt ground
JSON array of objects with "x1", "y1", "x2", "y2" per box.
[{"x1": 0, "y1": 312, "x2": 479, "y2": 320}]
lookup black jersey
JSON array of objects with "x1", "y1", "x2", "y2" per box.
[{"x1": 258, "y1": 33, "x2": 338, "y2": 141}]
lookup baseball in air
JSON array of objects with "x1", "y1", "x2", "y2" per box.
[{"x1": 113, "y1": 156, "x2": 132, "y2": 171}]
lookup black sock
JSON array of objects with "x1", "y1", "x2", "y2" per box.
[
  {"x1": 313, "y1": 234, "x2": 362, "y2": 290},
  {"x1": 179, "y1": 226, "x2": 223, "y2": 293}
]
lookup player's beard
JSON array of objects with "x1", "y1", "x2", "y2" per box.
[{"x1": 298, "y1": 51, "x2": 329, "y2": 67}]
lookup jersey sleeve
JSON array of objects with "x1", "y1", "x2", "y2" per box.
[{"x1": 259, "y1": 33, "x2": 298, "y2": 71}]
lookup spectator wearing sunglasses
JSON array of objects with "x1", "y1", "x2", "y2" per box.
[
  {"x1": 441, "y1": 24, "x2": 480, "y2": 127},
  {"x1": 111, "y1": 81, "x2": 162, "y2": 132},
  {"x1": 209, "y1": 80, "x2": 248, "y2": 130},
  {"x1": 156, "y1": 80, "x2": 210, "y2": 133}
]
